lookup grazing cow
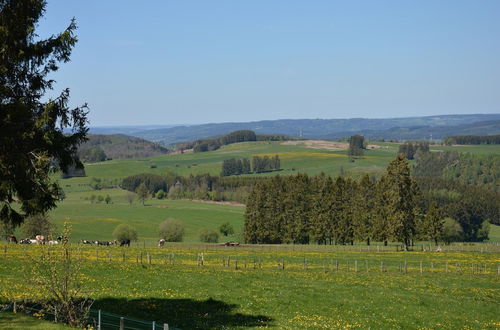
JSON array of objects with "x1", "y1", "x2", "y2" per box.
[
  {"x1": 82, "y1": 239, "x2": 93, "y2": 245},
  {"x1": 96, "y1": 241, "x2": 111, "y2": 246},
  {"x1": 48, "y1": 240, "x2": 59, "y2": 245},
  {"x1": 19, "y1": 238, "x2": 31, "y2": 244},
  {"x1": 35, "y1": 235, "x2": 45, "y2": 245},
  {"x1": 57, "y1": 236, "x2": 68, "y2": 244},
  {"x1": 158, "y1": 239, "x2": 166, "y2": 248},
  {"x1": 7, "y1": 235, "x2": 17, "y2": 244},
  {"x1": 120, "y1": 239, "x2": 131, "y2": 247},
  {"x1": 223, "y1": 241, "x2": 240, "y2": 247}
]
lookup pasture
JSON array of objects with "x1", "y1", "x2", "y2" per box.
[
  {"x1": 0, "y1": 243, "x2": 499, "y2": 329},
  {"x1": 42, "y1": 189, "x2": 245, "y2": 243}
]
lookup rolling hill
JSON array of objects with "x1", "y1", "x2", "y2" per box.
[
  {"x1": 78, "y1": 134, "x2": 169, "y2": 161},
  {"x1": 108, "y1": 114, "x2": 500, "y2": 144}
]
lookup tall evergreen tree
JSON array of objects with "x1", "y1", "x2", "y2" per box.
[
  {"x1": 0, "y1": 0, "x2": 88, "y2": 227},
  {"x1": 421, "y1": 201, "x2": 444, "y2": 244},
  {"x1": 385, "y1": 154, "x2": 420, "y2": 250},
  {"x1": 353, "y1": 175, "x2": 376, "y2": 245}
]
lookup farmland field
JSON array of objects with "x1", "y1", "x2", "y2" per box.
[{"x1": 0, "y1": 243, "x2": 499, "y2": 329}]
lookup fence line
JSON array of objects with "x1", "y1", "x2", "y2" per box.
[{"x1": 1, "y1": 244, "x2": 498, "y2": 276}]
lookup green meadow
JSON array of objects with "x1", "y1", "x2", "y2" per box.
[{"x1": 1, "y1": 244, "x2": 499, "y2": 329}]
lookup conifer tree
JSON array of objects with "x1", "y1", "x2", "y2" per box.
[
  {"x1": 385, "y1": 154, "x2": 420, "y2": 250},
  {"x1": 422, "y1": 201, "x2": 444, "y2": 244},
  {"x1": 0, "y1": 0, "x2": 88, "y2": 227}
]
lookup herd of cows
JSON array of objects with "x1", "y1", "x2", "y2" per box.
[
  {"x1": 6, "y1": 235, "x2": 240, "y2": 248},
  {"x1": 5, "y1": 234, "x2": 131, "y2": 247}
]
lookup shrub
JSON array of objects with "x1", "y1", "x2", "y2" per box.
[
  {"x1": 21, "y1": 213, "x2": 55, "y2": 238},
  {"x1": 156, "y1": 189, "x2": 166, "y2": 199},
  {"x1": 199, "y1": 228, "x2": 219, "y2": 243},
  {"x1": 219, "y1": 222, "x2": 234, "y2": 237},
  {"x1": 441, "y1": 217, "x2": 463, "y2": 244},
  {"x1": 112, "y1": 224, "x2": 138, "y2": 242},
  {"x1": 477, "y1": 220, "x2": 490, "y2": 241},
  {"x1": 159, "y1": 218, "x2": 185, "y2": 242}
]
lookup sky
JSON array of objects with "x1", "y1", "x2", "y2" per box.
[{"x1": 38, "y1": 0, "x2": 500, "y2": 126}]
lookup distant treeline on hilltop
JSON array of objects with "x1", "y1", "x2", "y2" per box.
[
  {"x1": 77, "y1": 134, "x2": 169, "y2": 162},
  {"x1": 177, "y1": 130, "x2": 290, "y2": 152},
  {"x1": 443, "y1": 134, "x2": 500, "y2": 145}
]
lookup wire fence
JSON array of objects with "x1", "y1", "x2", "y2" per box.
[
  {"x1": 1, "y1": 243, "x2": 499, "y2": 276},
  {"x1": 1, "y1": 303, "x2": 180, "y2": 330}
]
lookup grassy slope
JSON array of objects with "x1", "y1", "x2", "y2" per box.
[
  {"x1": 0, "y1": 312, "x2": 71, "y2": 329},
  {"x1": 488, "y1": 224, "x2": 500, "y2": 243},
  {"x1": 48, "y1": 190, "x2": 245, "y2": 243}
]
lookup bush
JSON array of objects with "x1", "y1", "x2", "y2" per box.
[
  {"x1": 112, "y1": 224, "x2": 138, "y2": 242},
  {"x1": 159, "y1": 218, "x2": 185, "y2": 242},
  {"x1": 199, "y1": 228, "x2": 219, "y2": 243},
  {"x1": 477, "y1": 220, "x2": 490, "y2": 241},
  {"x1": 219, "y1": 222, "x2": 234, "y2": 237},
  {"x1": 21, "y1": 213, "x2": 55, "y2": 238},
  {"x1": 441, "y1": 217, "x2": 463, "y2": 244},
  {"x1": 156, "y1": 189, "x2": 165, "y2": 199}
]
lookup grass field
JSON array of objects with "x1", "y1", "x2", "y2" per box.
[
  {"x1": 45, "y1": 189, "x2": 245, "y2": 243},
  {"x1": 0, "y1": 243, "x2": 499, "y2": 329},
  {"x1": 0, "y1": 312, "x2": 71, "y2": 329},
  {"x1": 61, "y1": 141, "x2": 401, "y2": 190}
]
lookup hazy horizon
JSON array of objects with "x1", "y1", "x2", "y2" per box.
[{"x1": 40, "y1": 1, "x2": 500, "y2": 126}]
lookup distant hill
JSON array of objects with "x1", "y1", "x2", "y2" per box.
[
  {"x1": 324, "y1": 120, "x2": 500, "y2": 141},
  {"x1": 78, "y1": 134, "x2": 169, "y2": 162},
  {"x1": 119, "y1": 114, "x2": 500, "y2": 144}
]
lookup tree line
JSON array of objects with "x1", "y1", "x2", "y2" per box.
[
  {"x1": 222, "y1": 155, "x2": 281, "y2": 176},
  {"x1": 414, "y1": 151, "x2": 499, "y2": 192},
  {"x1": 244, "y1": 155, "x2": 492, "y2": 247},
  {"x1": 398, "y1": 141, "x2": 429, "y2": 160},
  {"x1": 444, "y1": 134, "x2": 500, "y2": 145},
  {"x1": 177, "y1": 130, "x2": 291, "y2": 153},
  {"x1": 121, "y1": 173, "x2": 267, "y2": 204}
]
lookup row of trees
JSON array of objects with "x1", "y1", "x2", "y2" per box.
[
  {"x1": 348, "y1": 135, "x2": 365, "y2": 157},
  {"x1": 244, "y1": 155, "x2": 491, "y2": 247},
  {"x1": 221, "y1": 158, "x2": 252, "y2": 176},
  {"x1": 444, "y1": 134, "x2": 500, "y2": 145},
  {"x1": 178, "y1": 130, "x2": 291, "y2": 153},
  {"x1": 221, "y1": 155, "x2": 281, "y2": 176},
  {"x1": 121, "y1": 173, "x2": 267, "y2": 203},
  {"x1": 398, "y1": 141, "x2": 430, "y2": 160},
  {"x1": 189, "y1": 130, "x2": 257, "y2": 152}
]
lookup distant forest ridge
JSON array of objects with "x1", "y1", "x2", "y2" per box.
[
  {"x1": 77, "y1": 134, "x2": 168, "y2": 162},
  {"x1": 87, "y1": 114, "x2": 500, "y2": 145}
]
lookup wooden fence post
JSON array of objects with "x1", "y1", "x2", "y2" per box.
[
  {"x1": 120, "y1": 316, "x2": 124, "y2": 330},
  {"x1": 163, "y1": 323, "x2": 169, "y2": 330},
  {"x1": 420, "y1": 261, "x2": 423, "y2": 274}
]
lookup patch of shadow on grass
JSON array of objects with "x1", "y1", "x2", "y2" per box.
[{"x1": 93, "y1": 297, "x2": 273, "y2": 329}]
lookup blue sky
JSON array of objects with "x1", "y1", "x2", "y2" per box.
[{"x1": 39, "y1": 0, "x2": 500, "y2": 126}]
